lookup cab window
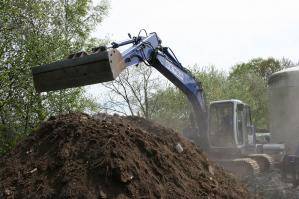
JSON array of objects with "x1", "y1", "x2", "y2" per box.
[
  {"x1": 209, "y1": 102, "x2": 234, "y2": 147},
  {"x1": 236, "y1": 104, "x2": 245, "y2": 145}
]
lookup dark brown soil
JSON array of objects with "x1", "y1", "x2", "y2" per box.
[{"x1": 0, "y1": 113, "x2": 249, "y2": 199}]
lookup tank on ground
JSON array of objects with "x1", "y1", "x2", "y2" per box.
[{"x1": 268, "y1": 66, "x2": 299, "y2": 154}]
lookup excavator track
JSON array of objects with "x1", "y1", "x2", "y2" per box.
[
  {"x1": 246, "y1": 154, "x2": 274, "y2": 172},
  {"x1": 217, "y1": 158, "x2": 260, "y2": 178}
]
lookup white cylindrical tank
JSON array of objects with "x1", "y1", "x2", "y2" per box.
[{"x1": 268, "y1": 66, "x2": 299, "y2": 154}]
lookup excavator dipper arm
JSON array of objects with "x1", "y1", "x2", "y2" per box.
[{"x1": 149, "y1": 48, "x2": 208, "y2": 148}]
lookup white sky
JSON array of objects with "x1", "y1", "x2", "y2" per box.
[
  {"x1": 93, "y1": 0, "x2": 299, "y2": 70},
  {"x1": 87, "y1": 0, "x2": 299, "y2": 105}
]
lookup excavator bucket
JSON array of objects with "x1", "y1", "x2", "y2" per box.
[{"x1": 32, "y1": 48, "x2": 126, "y2": 92}]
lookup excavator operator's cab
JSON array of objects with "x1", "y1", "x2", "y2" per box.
[{"x1": 208, "y1": 100, "x2": 254, "y2": 150}]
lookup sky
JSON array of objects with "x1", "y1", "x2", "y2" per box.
[{"x1": 93, "y1": 0, "x2": 299, "y2": 71}]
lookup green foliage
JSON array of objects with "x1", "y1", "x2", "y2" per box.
[
  {"x1": 230, "y1": 57, "x2": 283, "y2": 80},
  {"x1": 193, "y1": 66, "x2": 228, "y2": 102},
  {"x1": 150, "y1": 66, "x2": 228, "y2": 131},
  {"x1": 0, "y1": 125, "x2": 17, "y2": 156},
  {"x1": 227, "y1": 57, "x2": 287, "y2": 128},
  {"x1": 149, "y1": 87, "x2": 190, "y2": 131},
  {"x1": 227, "y1": 72, "x2": 268, "y2": 128},
  {"x1": 0, "y1": 0, "x2": 108, "y2": 153},
  {"x1": 149, "y1": 58, "x2": 289, "y2": 131}
]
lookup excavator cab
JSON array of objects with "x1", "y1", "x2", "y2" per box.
[
  {"x1": 207, "y1": 100, "x2": 275, "y2": 177},
  {"x1": 208, "y1": 100, "x2": 252, "y2": 150}
]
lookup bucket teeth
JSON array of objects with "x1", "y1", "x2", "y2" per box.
[
  {"x1": 68, "y1": 51, "x2": 88, "y2": 59},
  {"x1": 92, "y1": 46, "x2": 107, "y2": 53}
]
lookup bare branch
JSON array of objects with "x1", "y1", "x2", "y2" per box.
[{"x1": 100, "y1": 65, "x2": 159, "y2": 119}]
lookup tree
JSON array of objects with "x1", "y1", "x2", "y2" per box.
[
  {"x1": 99, "y1": 54, "x2": 294, "y2": 131},
  {"x1": 148, "y1": 87, "x2": 190, "y2": 131},
  {"x1": 229, "y1": 57, "x2": 285, "y2": 80},
  {"x1": 149, "y1": 58, "x2": 290, "y2": 131},
  {"x1": 0, "y1": 0, "x2": 109, "y2": 154},
  {"x1": 227, "y1": 72, "x2": 268, "y2": 128},
  {"x1": 101, "y1": 65, "x2": 161, "y2": 119},
  {"x1": 227, "y1": 57, "x2": 289, "y2": 128},
  {"x1": 149, "y1": 66, "x2": 228, "y2": 131}
]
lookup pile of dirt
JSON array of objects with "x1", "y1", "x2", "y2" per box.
[{"x1": 0, "y1": 113, "x2": 249, "y2": 198}]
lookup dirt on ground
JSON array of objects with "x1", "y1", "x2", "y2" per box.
[
  {"x1": 0, "y1": 113, "x2": 249, "y2": 199},
  {"x1": 244, "y1": 169, "x2": 299, "y2": 199}
]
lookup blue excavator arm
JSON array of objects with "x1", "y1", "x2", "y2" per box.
[{"x1": 32, "y1": 31, "x2": 208, "y2": 149}]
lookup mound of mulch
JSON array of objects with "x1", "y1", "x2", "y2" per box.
[{"x1": 0, "y1": 113, "x2": 249, "y2": 198}]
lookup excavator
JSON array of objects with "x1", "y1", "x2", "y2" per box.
[{"x1": 31, "y1": 31, "x2": 273, "y2": 177}]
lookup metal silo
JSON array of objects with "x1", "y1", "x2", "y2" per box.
[{"x1": 268, "y1": 66, "x2": 299, "y2": 154}]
